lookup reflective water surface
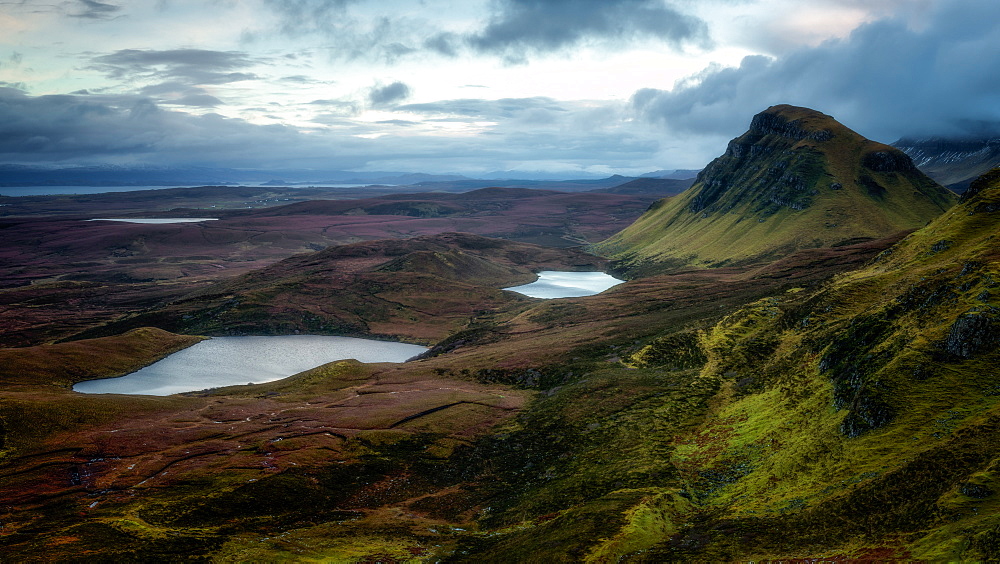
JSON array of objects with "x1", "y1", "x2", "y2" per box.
[
  {"x1": 503, "y1": 271, "x2": 624, "y2": 298},
  {"x1": 73, "y1": 335, "x2": 427, "y2": 396},
  {"x1": 88, "y1": 218, "x2": 218, "y2": 224}
]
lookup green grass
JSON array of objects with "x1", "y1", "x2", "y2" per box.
[{"x1": 595, "y1": 105, "x2": 956, "y2": 273}]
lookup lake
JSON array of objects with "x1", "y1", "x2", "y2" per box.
[
  {"x1": 88, "y1": 218, "x2": 219, "y2": 224},
  {"x1": 73, "y1": 335, "x2": 428, "y2": 396},
  {"x1": 504, "y1": 271, "x2": 624, "y2": 298}
]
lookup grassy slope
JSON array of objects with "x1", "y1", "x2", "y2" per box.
[
  {"x1": 597, "y1": 105, "x2": 956, "y2": 273},
  {"x1": 618, "y1": 169, "x2": 1000, "y2": 560},
  {"x1": 428, "y1": 171, "x2": 999, "y2": 561}
]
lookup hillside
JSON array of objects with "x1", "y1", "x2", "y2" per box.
[
  {"x1": 70, "y1": 232, "x2": 608, "y2": 344},
  {"x1": 607, "y1": 167, "x2": 1000, "y2": 560},
  {"x1": 596, "y1": 105, "x2": 957, "y2": 273},
  {"x1": 894, "y1": 136, "x2": 1000, "y2": 192},
  {"x1": 589, "y1": 176, "x2": 694, "y2": 196},
  {"x1": 0, "y1": 187, "x2": 653, "y2": 347}
]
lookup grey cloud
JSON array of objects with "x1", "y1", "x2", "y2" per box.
[
  {"x1": 281, "y1": 75, "x2": 331, "y2": 84},
  {"x1": 87, "y1": 49, "x2": 261, "y2": 107},
  {"x1": 90, "y1": 49, "x2": 257, "y2": 82},
  {"x1": 71, "y1": 0, "x2": 122, "y2": 19},
  {"x1": 467, "y1": 0, "x2": 709, "y2": 62},
  {"x1": 398, "y1": 97, "x2": 566, "y2": 118},
  {"x1": 307, "y1": 98, "x2": 360, "y2": 116},
  {"x1": 139, "y1": 81, "x2": 223, "y2": 107},
  {"x1": 632, "y1": 0, "x2": 1000, "y2": 142},
  {"x1": 174, "y1": 94, "x2": 223, "y2": 107},
  {"x1": 260, "y1": 0, "x2": 355, "y2": 36},
  {"x1": 0, "y1": 87, "x2": 674, "y2": 174},
  {"x1": 0, "y1": 87, "x2": 340, "y2": 167},
  {"x1": 424, "y1": 32, "x2": 460, "y2": 57},
  {"x1": 255, "y1": 1, "x2": 418, "y2": 63},
  {"x1": 369, "y1": 82, "x2": 411, "y2": 108},
  {"x1": 376, "y1": 119, "x2": 419, "y2": 126}
]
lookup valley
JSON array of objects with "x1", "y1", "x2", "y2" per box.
[{"x1": 2, "y1": 106, "x2": 1000, "y2": 561}]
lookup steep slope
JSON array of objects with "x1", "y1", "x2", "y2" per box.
[
  {"x1": 597, "y1": 105, "x2": 956, "y2": 273},
  {"x1": 610, "y1": 168, "x2": 1000, "y2": 560},
  {"x1": 895, "y1": 136, "x2": 1000, "y2": 192},
  {"x1": 433, "y1": 168, "x2": 1000, "y2": 561}
]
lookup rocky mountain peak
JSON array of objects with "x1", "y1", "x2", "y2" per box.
[
  {"x1": 745, "y1": 104, "x2": 836, "y2": 142},
  {"x1": 596, "y1": 105, "x2": 957, "y2": 273}
]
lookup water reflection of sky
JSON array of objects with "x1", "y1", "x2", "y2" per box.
[
  {"x1": 88, "y1": 218, "x2": 218, "y2": 224},
  {"x1": 73, "y1": 335, "x2": 427, "y2": 396},
  {"x1": 504, "y1": 271, "x2": 624, "y2": 299}
]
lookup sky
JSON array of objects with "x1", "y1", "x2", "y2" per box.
[{"x1": 1, "y1": 0, "x2": 998, "y2": 177}]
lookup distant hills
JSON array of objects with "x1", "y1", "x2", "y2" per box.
[
  {"x1": 893, "y1": 136, "x2": 1000, "y2": 192},
  {"x1": 0, "y1": 164, "x2": 698, "y2": 194},
  {"x1": 596, "y1": 104, "x2": 957, "y2": 273}
]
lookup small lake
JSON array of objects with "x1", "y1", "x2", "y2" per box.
[
  {"x1": 73, "y1": 335, "x2": 428, "y2": 396},
  {"x1": 88, "y1": 218, "x2": 219, "y2": 224},
  {"x1": 504, "y1": 271, "x2": 624, "y2": 299}
]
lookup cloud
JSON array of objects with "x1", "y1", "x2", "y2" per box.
[
  {"x1": 86, "y1": 49, "x2": 262, "y2": 108},
  {"x1": 368, "y1": 81, "x2": 411, "y2": 108},
  {"x1": 89, "y1": 49, "x2": 258, "y2": 84},
  {"x1": 252, "y1": 0, "x2": 420, "y2": 63},
  {"x1": 0, "y1": 87, "x2": 318, "y2": 166},
  {"x1": 70, "y1": 0, "x2": 123, "y2": 19},
  {"x1": 0, "y1": 87, "x2": 678, "y2": 174},
  {"x1": 259, "y1": 0, "x2": 356, "y2": 36},
  {"x1": 398, "y1": 97, "x2": 566, "y2": 119},
  {"x1": 466, "y1": 0, "x2": 709, "y2": 62},
  {"x1": 632, "y1": 0, "x2": 1000, "y2": 142}
]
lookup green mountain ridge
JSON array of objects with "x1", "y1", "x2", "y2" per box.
[
  {"x1": 623, "y1": 166, "x2": 1000, "y2": 560},
  {"x1": 597, "y1": 104, "x2": 957, "y2": 273}
]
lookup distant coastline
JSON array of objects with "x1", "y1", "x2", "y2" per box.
[{"x1": 0, "y1": 183, "x2": 373, "y2": 198}]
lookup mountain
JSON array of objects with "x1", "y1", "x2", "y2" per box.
[
  {"x1": 596, "y1": 105, "x2": 957, "y2": 273},
  {"x1": 640, "y1": 169, "x2": 702, "y2": 179},
  {"x1": 893, "y1": 137, "x2": 1000, "y2": 192},
  {"x1": 589, "y1": 176, "x2": 695, "y2": 196},
  {"x1": 609, "y1": 167, "x2": 1000, "y2": 560}
]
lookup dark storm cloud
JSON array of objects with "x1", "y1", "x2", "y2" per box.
[
  {"x1": 368, "y1": 82, "x2": 411, "y2": 108},
  {"x1": 0, "y1": 87, "x2": 666, "y2": 174},
  {"x1": 631, "y1": 0, "x2": 1000, "y2": 142},
  {"x1": 70, "y1": 0, "x2": 122, "y2": 19},
  {"x1": 0, "y1": 87, "x2": 314, "y2": 166},
  {"x1": 465, "y1": 0, "x2": 709, "y2": 62}
]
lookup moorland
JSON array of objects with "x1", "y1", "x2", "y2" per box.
[{"x1": 2, "y1": 105, "x2": 999, "y2": 561}]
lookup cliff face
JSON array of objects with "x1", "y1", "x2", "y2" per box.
[
  {"x1": 894, "y1": 136, "x2": 1000, "y2": 191},
  {"x1": 597, "y1": 105, "x2": 957, "y2": 274}
]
